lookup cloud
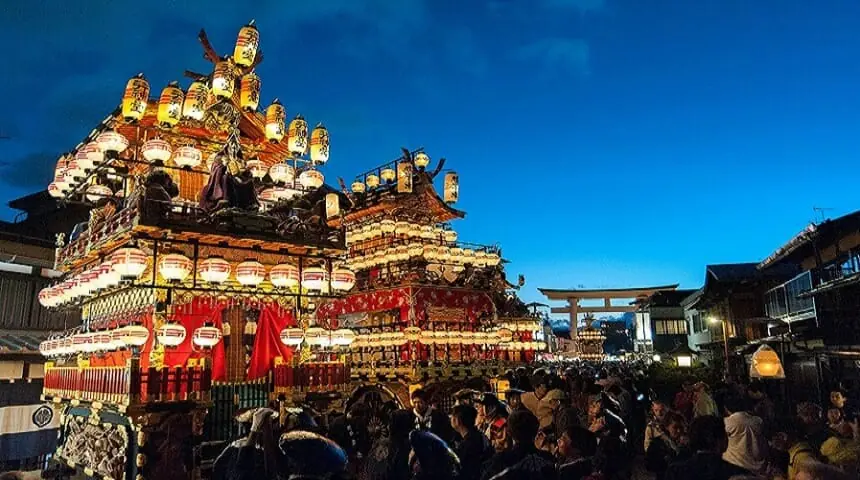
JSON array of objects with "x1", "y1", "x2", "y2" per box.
[{"x1": 514, "y1": 38, "x2": 590, "y2": 76}]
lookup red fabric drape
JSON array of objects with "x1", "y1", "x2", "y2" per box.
[
  {"x1": 164, "y1": 297, "x2": 227, "y2": 381},
  {"x1": 247, "y1": 304, "x2": 296, "y2": 380}
]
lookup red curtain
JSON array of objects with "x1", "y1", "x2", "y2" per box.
[
  {"x1": 247, "y1": 304, "x2": 296, "y2": 380},
  {"x1": 163, "y1": 297, "x2": 227, "y2": 381}
]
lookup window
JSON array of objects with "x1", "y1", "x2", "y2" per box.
[
  {"x1": 655, "y1": 319, "x2": 688, "y2": 335},
  {"x1": 691, "y1": 312, "x2": 703, "y2": 333},
  {"x1": 765, "y1": 271, "x2": 814, "y2": 320}
]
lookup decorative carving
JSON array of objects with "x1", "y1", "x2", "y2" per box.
[{"x1": 59, "y1": 415, "x2": 128, "y2": 480}]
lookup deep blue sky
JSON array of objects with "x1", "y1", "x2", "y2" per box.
[{"x1": 3, "y1": 0, "x2": 860, "y2": 312}]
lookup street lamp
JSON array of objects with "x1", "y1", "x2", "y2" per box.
[{"x1": 709, "y1": 316, "x2": 730, "y2": 371}]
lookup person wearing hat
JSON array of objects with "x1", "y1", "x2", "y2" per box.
[
  {"x1": 454, "y1": 388, "x2": 478, "y2": 407},
  {"x1": 212, "y1": 407, "x2": 286, "y2": 480},
  {"x1": 409, "y1": 430, "x2": 460, "y2": 480},
  {"x1": 279, "y1": 430, "x2": 348, "y2": 480},
  {"x1": 477, "y1": 393, "x2": 509, "y2": 452}
]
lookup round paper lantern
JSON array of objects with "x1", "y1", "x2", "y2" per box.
[
  {"x1": 182, "y1": 81, "x2": 208, "y2": 120},
  {"x1": 461, "y1": 249, "x2": 476, "y2": 265},
  {"x1": 380, "y1": 219, "x2": 396, "y2": 234},
  {"x1": 751, "y1": 344, "x2": 785, "y2": 378},
  {"x1": 419, "y1": 225, "x2": 434, "y2": 240},
  {"x1": 64, "y1": 158, "x2": 86, "y2": 180},
  {"x1": 304, "y1": 327, "x2": 328, "y2": 346},
  {"x1": 38, "y1": 288, "x2": 56, "y2": 308},
  {"x1": 423, "y1": 245, "x2": 440, "y2": 262},
  {"x1": 486, "y1": 253, "x2": 501, "y2": 267},
  {"x1": 448, "y1": 247, "x2": 463, "y2": 264},
  {"x1": 332, "y1": 329, "x2": 356, "y2": 346},
  {"x1": 58, "y1": 337, "x2": 74, "y2": 356},
  {"x1": 77, "y1": 269, "x2": 99, "y2": 296},
  {"x1": 157, "y1": 81, "x2": 184, "y2": 127},
  {"x1": 96, "y1": 130, "x2": 129, "y2": 154},
  {"x1": 365, "y1": 174, "x2": 380, "y2": 189},
  {"x1": 158, "y1": 253, "x2": 193, "y2": 282},
  {"x1": 436, "y1": 246, "x2": 451, "y2": 263},
  {"x1": 270, "y1": 263, "x2": 300, "y2": 288},
  {"x1": 73, "y1": 148, "x2": 95, "y2": 173},
  {"x1": 236, "y1": 260, "x2": 266, "y2": 286},
  {"x1": 239, "y1": 72, "x2": 261, "y2": 111},
  {"x1": 277, "y1": 185, "x2": 302, "y2": 200},
  {"x1": 401, "y1": 326, "x2": 420, "y2": 342},
  {"x1": 280, "y1": 327, "x2": 304, "y2": 346},
  {"x1": 199, "y1": 257, "x2": 231, "y2": 284},
  {"x1": 233, "y1": 20, "x2": 259, "y2": 67},
  {"x1": 83, "y1": 142, "x2": 104, "y2": 167},
  {"x1": 39, "y1": 340, "x2": 51, "y2": 357},
  {"x1": 122, "y1": 74, "x2": 149, "y2": 122},
  {"x1": 299, "y1": 169, "x2": 324, "y2": 189},
  {"x1": 474, "y1": 250, "x2": 488, "y2": 267},
  {"x1": 351, "y1": 181, "x2": 366, "y2": 193},
  {"x1": 96, "y1": 260, "x2": 121, "y2": 290},
  {"x1": 265, "y1": 100, "x2": 286, "y2": 143},
  {"x1": 414, "y1": 152, "x2": 430, "y2": 169},
  {"x1": 212, "y1": 60, "x2": 235, "y2": 99},
  {"x1": 408, "y1": 243, "x2": 424, "y2": 258},
  {"x1": 72, "y1": 333, "x2": 91, "y2": 354},
  {"x1": 141, "y1": 138, "x2": 172, "y2": 164},
  {"x1": 48, "y1": 183, "x2": 64, "y2": 198},
  {"x1": 245, "y1": 158, "x2": 266, "y2": 179},
  {"x1": 85, "y1": 184, "x2": 112, "y2": 203},
  {"x1": 301, "y1": 267, "x2": 329, "y2": 292},
  {"x1": 287, "y1": 115, "x2": 309, "y2": 155},
  {"x1": 110, "y1": 247, "x2": 148, "y2": 280},
  {"x1": 380, "y1": 167, "x2": 396, "y2": 183},
  {"x1": 258, "y1": 188, "x2": 277, "y2": 206},
  {"x1": 109, "y1": 328, "x2": 127, "y2": 350},
  {"x1": 394, "y1": 221, "x2": 410, "y2": 236},
  {"x1": 331, "y1": 268, "x2": 356, "y2": 291},
  {"x1": 310, "y1": 124, "x2": 330, "y2": 164},
  {"x1": 157, "y1": 322, "x2": 187, "y2": 347},
  {"x1": 121, "y1": 324, "x2": 150, "y2": 347},
  {"x1": 269, "y1": 162, "x2": 295, "y2": 184},
  {"x1": 193, "y1": 323, "x2": 222, "y2": 348},
  {"x1": 173, "y1": 145, "x2": 202, "y2": 169},
  {"x1": 91, "y1": 331, "x2": 113, "y2": 351}
]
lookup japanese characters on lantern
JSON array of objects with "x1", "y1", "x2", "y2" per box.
[
  {"x1": 233, "y1": 20, "x2": 259, "y2": 67},
  {"x1": 240, "y1": 72, "x2": 261, "y2": 111},
  {"x1": 287, "y1": 115, "x2": 309, "y2": 155},
  {"x1": 157, "y1": 81, "x2": 184, "y2": 127},
  {"x1": 122, "y1": 74, "x2": 150, "y2": 122},
  {"x1": 265, "y1": 101, "x2": 286, "y2": 143},
  {"x1": 310, "y1": 124, "x2": 330, "y2": 164}
]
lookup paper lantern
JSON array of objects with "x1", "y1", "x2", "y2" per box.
[
  {"x1": 85, "y1": 184, "x2": 112, "y2": 203},
  {"x1": 48, "y1": 183, "x2": 64, "y2": 198},
  {"x1": 380, "y1": 167, "x2": 396, "y2": 183},
  {"x1": 182, "y1": 81, "x2": 208, "y2": 120},
  {"x1": 64, "y1": 158, "x2": 86, "y2": 181},
  {"x1": 414, "y1": 152, "x2": 430, "y2": 169},
  {"x1": 397, "y1": 162, "x2": 413, "y2": 193},
  {"x1": 444, "y1": 171, "x2": 459, "y2": 203},
  {"x1": 280, "y1": 327, "x2": 304, "y2": 346},
  {"x1": 173, "y1": 145, "x2": 202, "y2": 169},
  {"x1": 277, "y1": 185, "x2": 302, "y2": 200},
  {"x1": 269, "y1": 162, "x2": 295, "y2": 184},
  {"x1": 380, "y1": 219, "x2": 396, "y2": 234},
  {"x1": 122, "y1": 74, "x2": 149, "y2": 122},
  {"x1": 83, "y1": 142, "x2": 104, "y2": 167},
  {"x1": 365, "y1": 174, "x2": 380, "y2": 189},
  {"x1": 57, "y1": 337, "x2": 74, "y2": 356},
  {"x1": 157, "y1": 82, "x2": 184, "y2": 127},
  {"x1": 96, "y1": 261, "x2": 120, "y2": 290},
  {"x1": 141, "y1": 138, "x2": 172, "y2": 164},
  {"x1": 158, "y1": 253, "x2": 193, "y2": 282},
  {"x1": 301, "y1": 266, "x2": 329, "y2": 292},
  {"x1": 270, "y1": 263, "x2": 300, "y2": 288},
  {"x1": 299, "y1": 169, "x2": 324, "y2": 189},
  {"x1": 473, "y1": 250, "x2": 488, "y2": 267},
  {"x1": 236, "y1": 260, "x2": 266, "y2": 286},
  {"x1": 310, "y1": 124, "x2": 330, "y2": 164},
  {"x1": 351, "y1": 181, "x2": 366, "y2": 193},
  {"x1": 91, "y1": 331, "x2": 114, "y2": 351},
  {"x1": 77, "y1": 269, "x2": 99, "y2": 296},
  {"x1": 110, "y1": 247, "x2": 148, "y2": 280},
  {"x1": 420, "y1": 225, "x2": 435, "y2": 239},
  {"x1": 331, "y1": 268, "x2": 356, "y2": 291},
  {"x1": 157, "y1": 322, "x2": 187, "y2": 347},
  {"x1": 404, "y1": 326, "x2": 422, "y2": 342},
  {"x1": 233, "y1": 20, "x2": 259, "y2": 67},
  {"x1": 74, "y1": 148, "x2": 97, "y2": 173},
  {"x1": 38, "y1": 288, "x2": 56, "y2": 308},
  {"x1": 422, "y1": 245, "x2": 440, "y2": 262},
  {"x1": 418, "y1": 331, "x2": 435, "y2": 345},
  {"x1": 212, "y1": 60, "x2": 235, "y2": 99},
  {"x1": 198, "y1": 257, "x2": 231, "y2": 284},
  {"x1": 461, "y1": 249, "x2": 476, "y2": 265},
  {"x1": 443, "y1": 230, "x2": 457, "y2": 243},
  {"x1": 265, "y1": 101, "x2": 286, "y2": 143},
  {"x1": 239, "y1": 72, "x2": 261, "y2": 111},
  {"x1": 750, "y1": 345, "x2": 785, "y2": 378},
  {"x1": 193, "y1": 323, "x2": 222, "y2": 348},
  {"x1": 96, "y1": 130, "x2": 129, "y2": 154},
  {"x1": 71, "y1": 333, "x2": 90, "y2": 354},
  {"x1": 486, "y1": 252, "x2": 501, "y2": 267},
  {"x1": 246, "y1": 158, "x2": 266, "y2": 179},
  {"x1": 394, "y1": 245, "x2": 409, "y2": 262},
  {"x1": 408, "y1": 243, "x2": 424, "y2": 258},
  {"x1": 325, "y1": 193, "x2": 340, "y2": 218},
  {"x1": 460, "y1": 331, "x2": 475, "y2": 346},
  {"x1": 394, "y1": 221, "x2": 410, "y2": 236},
  {"x1": 120, "y1": 325, "x2": 150, "y2": 347},
  {"x1": 287, "y1": 115, "x2": 309, "y2": 155},
  {"x1": 332, "y1": 329, "x2": 356, "y2": 346}
]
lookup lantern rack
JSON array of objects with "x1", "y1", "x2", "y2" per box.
[{"x1": 352, "y1": 147, "x2": 426, "y2": 183}]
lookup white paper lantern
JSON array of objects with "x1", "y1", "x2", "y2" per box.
[
  {"x1": 193, "y1": 324, "x2": 222, "y2": 348},
  {"x1": 120, "y1": 324, "x2": 150, "y2": 347},
  {"x1": 287, "y1": 116, "x2": 309, "y2": 155},
  {"x1": 310, "y1": 123, "x2": 330, "y2": 164},
  {"x1": 280, "y1": 327, "x2": 304, "y2": 346},
  {"x1": 157, "y1": 322, "x2": 187, "y2": 347},
  {"x1": 332, "y1": 329, "x2": 356, "y2": 346},
  {"x1": 246, "y1": 159, "x2": 266, "y2": 179},
  {"x1": 96, "y1": 130, "x2": 129, "y2": 154},
  {"x1": 414, "y1": 152, "x2": 430, "y2": 169},
  {"x1": 269, "y1": 163, "x2": 295, "y2": 184},
  {"x1": 380, "y1": 167, "x2": 396, "y2": 183},
  {"x1": 301, "y1": 266, "x2": 329, "y2": 292},
  {"x1": 270, "y1": 263, "x2": 300, "y2": 288},
  {"x1": 380, "y1": 219, "x2": 396, "y2": 234},
  {"x1": 351, "y1": 181, "x2": 366, "y2": 193},
  {"x1": 173, "y1": 146, "x2": 202, "y2": 169},
  {"x1": 85, "y1": 184, "x2": 112, "y2": 203},
  {"x1": 110, "y1": 247, "x2": 148, "y2": 280},
  {"x1": 299, "y1": 169, "x2": 324, "y2": 189},
  {"x1": 236, "y1": 260, "x2": 266, "y2": 286},
  {"x1": 158, "y1": 253, "x2": 193, "y2": 282},
  {"x1": 366, "y1": 174, "x2": 380, "y2": 189},
  {"x1": 141, "y1": 138, "x2": 172, "y2": 164},
  {"x1": 331, "y1": 268, "x2": 356, "y2": 291}
]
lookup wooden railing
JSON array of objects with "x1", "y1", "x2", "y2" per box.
[{"x1": 273, "y1": 361, "x2": 350, "y2": 393}]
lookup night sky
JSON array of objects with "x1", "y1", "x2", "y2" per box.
[{"x1": 2, "y1": 1, "x2": 860, "y2": 310}]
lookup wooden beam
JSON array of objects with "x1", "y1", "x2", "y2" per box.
[{"x1": 552, "y1": 306, "x2": 636, "y2": 314}]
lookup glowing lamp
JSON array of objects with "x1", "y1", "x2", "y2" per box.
[
  {"x1": 192, "y1": 323, "x2": 222, "y2": 348},
  {"x1": 280, "y1": 328, "x2": 304, "y2": 346},
  {"x1": 212, "y1": 60, "x2": 235, "y2": 99},
  {"x1": 65, "y1": 158, "x2": 86, "y2": 180},
  {"x1": 497, "y1": 328, "x2": 514, "y2": 343},
  {"x1": 332, "y1": 329, "x2": 356, "y2": 346},
  {"x1": 423, "y1": 245, "x2": 440, "y2": 262},
  {"x1": 420, "y1": 225, "x2": 434, "y2": 239},
  {"x1": 287, "y1": 115, "x2": 309, "y2": 155},
  {"x1": 121, "y1": 73, "x2": 149, "y2": 122},
  {"x1": 444, "y1": 171, "x2": 459, "y2": 204},
  {"x1": 750, "y1": 344, "x2": 785, "y2": 378},
  {"x1": 309, "y1": 124, "x2": 330, "y2": 164},
  {"x1": 304, "y1": 327, "x2": 330, "y2": 347},
  {"x1": 380, "y1": 167, "x2": 396, "y2": 183},
  {"x1": 404, "y1": 326, "x2": 422, "y2": 342},
  {"x1": 486, "y1": 253, "x2": 501, "y2": 267},
  {"x1": 158, "y1": 253, "x2": 193, "y2": 282},
  {"x1": 474, "y1": 250, "x2": 488, "y2": 267},
  {"x1": 239, "y1": 72, "x2": 261, "y2": 111},
  {"x1": 72, "y1": 333, "x2": 91, "y2": 354},
  {"x1": 77, "y1": 269, "x2": 99, "y2": 296},
  {"x1": 85, "y1": 184, "x2": 112, "y2": 203},
  {"x1": 110, "y1": 247, "x2": 148, "y2": 280},
  {"x1": 109, "y1": 328, "x2": 126, "y2": 350},
  {"x1": 408, "y1": 243, "x2": 424, "y2": 258},
  {"x1": 141, "y1": 138, "x2": 172, "y2": 164},
  {"x1": 448, "y1": 247, "x2": 463, "y2": 264},
  {"x1": 351, "y1": 181, "x2": 366, "y2": 193},
  {"x1": 246, "y1": 158, "x2": 266, "y2": 179},
  {"x1": 83, "y1": 142, "x2": 104, "y2": 167},
  {"x1": 157, "y1": 81, "x2": 184, "y2": 127},
  {"x1": 676, "y1": 355, "x2": 693, "y2": 368},
  {"x1": 269, "y1": 263, "x2": 300, "y2": 288},
  {"x1": 96, "y1": 130, "x2": 129, "y2": 154},
  {"x1": 120, "y1": 324, "x2": 149, "y2": 348},
  {"x1": 299, "y1": 169, "x2": 324, "y2": 189},
  {"x1": 325, "y1": 193, "x2": 340, "y2": 218},
  {"x1": 173, "y1": 145, "x2": 202, "y2": 169},
  {"x1": 414, "y1": 152, "x2": 430, "y2": 169},
  {"x1": 38, "y1": 288, "x2": 56, "y2": 308},
  {"x1": 182, "y1": 81, "x2": 208, "y2": 120},
  {"x1": 269, "y1": 162, "x2": 295, "y2": 184},
  {"x1": 157, "y1": 322, "x2": 187, "y2": 347},
  {"x1": 365, "y1": 174, "x2": 380, "y2": 189},
  {"x1": 380, "y1": 219, "x2": 396, "y2": 234},
  {"x1": 265, "y1": 100, "x2": 286, "y2": 143},
  {"x1": 96, "y1": 260, "x2": 120, "y2": 290},
  {"x1": 233, "y1": 20, "x2": 259, "y2": 67},
  {"x1": 395, "y1": 221, "x2": 411, "y2": 236},
  {"x1": 418, "y1": 331, "x2": 435, "y2": 345},
  {"x1": 461, "y1": 249, "x2": 476, "y2": 265},
  {"x1": 91, "y1": 331, "x2": 113, "y2": 351},
  {"x1": 397, "y1": 161, "x2": 413, "y2": 193},
  {"x1": 301, "y1": 266, "x2": 329, "y2": 292},
  {"x1": 236, "y1": 260, "x2": 266, "y2": 286},
  {"x1": 331, "y1": 268, "x2": 356, "y2": 291},
  {"x1": 48, "y1": 183, "x2": 64, "y2": 198}
]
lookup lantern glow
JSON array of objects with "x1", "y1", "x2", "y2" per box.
[{"x1": 157, "y1": 82, "x2": 184, "y2": 127}]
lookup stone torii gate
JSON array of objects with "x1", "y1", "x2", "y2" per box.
[{"x1": 538, "y1": 284, "x2": 679, "y2": 342}]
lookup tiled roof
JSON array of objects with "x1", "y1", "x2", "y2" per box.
[{"x1": 0, "y1": 332, "x2": 48, "y2": 354}]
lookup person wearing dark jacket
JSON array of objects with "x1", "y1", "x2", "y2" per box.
[
  {"x1": 481, "y1": 410, "x2": 556, "y2": 480},
  {"x1": 451, "y1": 404, "x2": 493, "y2": 480},
  {"x1": 557, "y1": 425, "x2": 597, "y2": 480},
  {"x1": 411, "y1": 388, "x2": 456, "y2": 444},
  {"x1": 212, "y1": 408, "x2": 287, "y2": 480},
  {"x1": 664, "y1": 416, "x2": 749, "y2": 480},
  {"x1": 409, "y1": 430, "x2": 460, "y2": 480},
  {"x1": 360, "y1": 409, "x2": 414, "y2": 480},
  {"x1": 645, "y1": 412, "x2": 688, "y2": 480}
]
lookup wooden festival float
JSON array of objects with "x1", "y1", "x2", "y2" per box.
[{"x1": 36, "y1": 22, "x2": 354, "y2": 480}]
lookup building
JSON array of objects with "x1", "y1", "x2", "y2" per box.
[{"x1": 637, "y1": 289, "x2": 697, "y2": 354}]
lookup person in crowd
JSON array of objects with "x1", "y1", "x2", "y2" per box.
[
  {"x1": 455, "y1": 389, "x2": 479, "y2": 407},
  {"x1": 606, "y1": 383, "x2": 632, "y2": 421},
  {"x1": 557, "y1": 425, "x2": 597, "y2": 480},
  {"x1": 796, "y1": 402, "x2": 829, "y2": 452},
  {"x1": 212, "y1": 407, "x2": 287, "y2": 480},
  {"x1": 794, "y1": 459, "x2": 855, "y2": 480},
  {"x1": 693, "y1": 381, "x2": 718, "y2": 418},
  {"x1": 477, "y1": 393, "x2": 509, "y2": 451},
  {"x1": 360, "y1": 409, "x2": 414, "y2": 480},
  {"x1": 541, "y1": 389, "x2": 567, "y2": 428},
  {"x1": 830, "y1": 388, "x2": 850, "y2": 415},
  {"x1": 0, "y1": 473, "x2": 24, "y2": 480},
  {"x1": 329, "y1": 402, "x2": 372, "y2": 465},
  {"x1": 505, "y1": 388, "x2": 526, "y2": 412},
  {"x1": 410, "y1": 388, "x2": 455, "y2": 444},
  {"x1": 409, "y1": 430, "x2": 460, "y2": 480},
  {"x1": 747, "y1": 381, "x2": 776, "y2": 425},
  {"x1": 279, "y1": 430, "x2": 348, "y2": 480},
  {"x1": 535, "y1": 424, "x2": 558, "y2": 456},
  {"x1": 644, "y1": 400, "x2": 669, "y2": 452},
  {"x1": 769, "y1": 418, "x2": 817, "y2": 480},
  {"x1": 826, "y1": 408, "x2": 845, "y2": 433},
  {"x1": 819, "y1": 418, "x2": 860, "y2": 476},
  {"x1": 481, "y1": 410, "x2": 555, "y2": 480},
  {"x1": 673, "y1": 380, "x2": 695, "y2": 421},
  {"x1": 645, "y1": 411, "x2": 688, "y2": 480},
  {"x1": 722, "y1": 394, "x2": 768, "y2": 475},
  {"x1": 664, "y1": 415, "x2": 750, "y2": 480},
  {"x1": 521, "y1": 374, "x2": 552, "y2": 422},
  {"x1": 514, "y1": 367, "x2": 534, "y2": 392},
  {"x1": 450, "y1": 404, "x2": 492, "y2": 480}
]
